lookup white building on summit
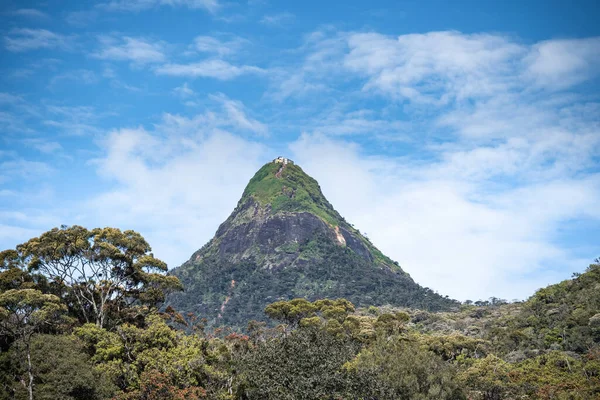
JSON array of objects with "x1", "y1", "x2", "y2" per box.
[{"x1": 273, "y1": 156, "x2": 294, "y2": 165}]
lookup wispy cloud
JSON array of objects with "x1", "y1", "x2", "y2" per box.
[
  {"x1": 4, "y1": 28, "x2": 72, "y2": 52},
  {"x1": 312, "y1": 109, "x2": 408, "y2": 138},
  {"x1": 9, "y1": 8, "x2": 49, "y2": 19},
  {"x1": 0, "y1": 158, "x2": 55, "y2": 183},
  {"x1": 22, "y1": 138, "x2": 63, "y2": 154},
  {"x1": 211, "y1": 93, "x2": 268, "y2": 136},
  {"x1": 65, "y1": 10, "x2": 98, "y2": 27},
  {"x1": 153, "y1": 34, "x2": 263, "y2": 81},
  {"x1": 92, "y1": 36, "x2": 166, "y2": 65},
  {"x1": 155, "y1": 59, "x2": 265, "y2": 80},
  {"x1": 44, "y1": 105, "x2": 104, "y2": 136},
  {"x1": 49, "y1": 69, "x2": 98, "y2": 87},
  {"x1": 98, "y1": 0, "x2": 220, "y2": 14},
  {"x1": 0, "y1": 93, "x2": 24, "y2": 105},
  {"x1": 0, "y1": 93, "x2": 42, "y2": 135},
  {"x1": 173, "y1": 82, "x2": 196, "y2": 98},
  {"x1": 266, "y1": 28, "x2": 349, "y2": 101},
  {"x1": 260, "y1": 12, "x2": 295, "y2": 26},
  {"x1": 156, "y1": 94, "x2": 268, "y2": 136},
  {"x1": 193, "y1": 34, "x2": 249, "y2": 56}
]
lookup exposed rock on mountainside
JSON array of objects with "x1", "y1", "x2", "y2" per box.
[{"x1": 167, "y1": 159, "x2": 458, "y2": 326}]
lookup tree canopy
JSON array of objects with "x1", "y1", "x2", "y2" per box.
[
  {"x1": 1, "y1": 228, "x2": 599, "y2": 399},
  {"x1": 1, "y1": 225, "x2": 182, "y2": 328}
]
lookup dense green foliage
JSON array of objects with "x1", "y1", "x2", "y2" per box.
[
  {"x1": 489, "y1": 263, "x2": 600, "y2": 353},
  {"x1": 403, "y1": 262, "x2": 600, "y2": 399},
  {"x1": 345, "y1": 337, "x2": 465, "y2": 400},
  {"x1": 1, "y1": 226, "x2": 182, "y2": 329},
  {"x1": 240, "y1": 328, "x2": 362, "y2": 399},
  {"x1": 2, "y1": 227, "x2": 599, "y2": 400},
  {"x1": 5, "y1": 334, "x2": 115, "y2": 400},
  {"x1": 0, "y1": 227, "x2": 182, "y2": 400},
  {"x1": 170, "y1": 232, "x2": 455, "y2": 327}
]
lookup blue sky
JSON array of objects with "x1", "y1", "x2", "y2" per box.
[{"x1": 1, "y1": 0, "x2": 600, "y2": 301}]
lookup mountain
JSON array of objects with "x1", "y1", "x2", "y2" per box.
[{"x1": 167, "y1": 158, "x2": 458, "y2": 327}]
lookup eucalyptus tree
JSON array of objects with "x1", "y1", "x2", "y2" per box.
[{"x1": 3, "y1": 225, "x2": 182, "y2": 328}]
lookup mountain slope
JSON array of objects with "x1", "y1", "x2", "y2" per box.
[
  {"x1": 167, "y1": 159, "x2": 458, "y2": 326},
  {"x1": 488, "y1": 261, "x2": 600, "y2": 353},
  {"x1": 403, "y1": 260, "x2": 600, "y2": 356}
]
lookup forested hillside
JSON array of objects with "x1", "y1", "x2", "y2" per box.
[{"x1": 1, "y1": 225, "x2": 599, "y2": 399}]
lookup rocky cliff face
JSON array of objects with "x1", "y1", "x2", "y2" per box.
[{"x1": 167, "y1": 160, "x2": 458, "y2": 327}]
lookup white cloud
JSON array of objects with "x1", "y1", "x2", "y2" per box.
[
  {"x1": 43, "y1": 105, "x2": 104, "y2": 136},
  {"x1": 524, "y1": 37, "x2": 600, "y2": 90},
  {"x1": 0, "y1": 203, "x2": 65, "y2": 246},
  {"x1": 4, "y1": 28, "x2": 71, "y2": 52},
  {"x1": 342, "y1": 31, "x2": 600, "y2": 103},
  {"x1": 267, "y1": 29, "x2": 349, "y2": 101},
  {"x1": 49, "y1": 69, "x2": 98, "y2": 86},
  {"x1": 156, "y1": 94, "x2": 267, "y2": 136},
  {"x1": 155, "y1": 59, "x2": 264, "y2": 80},
  {"x1": 0, "y1": 224, "x2": 46, "y2": 243},
  {"x1": 435, "y1": 99, "x2": 600, "y2": 182},
  {"x1": 211, "y1": 94, "x2": 268, "y2": 135},
  {"x1": 88, "y1": 119, "x2": 267, "y2": 268},
  {"x1": 98, "y1": 0, "x2": 220, "y2": 14},
  {"x1": 93, "y1": 36, "x2": 166, "y2": 65},
  {"x1": 275, "y1": 31, "x2": 599, "y2": 104},
  {"x1": 193, "y1": 35, "x2": 249, "y2": 56},
  {"x1": 22, "y1": 139, "x2": 63, "y2": 154},
  {"x1": 344, "y1": 31, "x2": 526, "y2": 103},
  {"x1": 69, "y1": 95, "x2": 270, "y2": 266},
  {"x1": 269, "y1": 72, "x2": 329, "y2": 102},
  {"x1": 173, "y1": 82, "x2": 196, "y2": 98},
  {"x1": 102, "y1": 66, "x2": 116, "y2": 78},
  {"x1": 260, "y1": 12, "x2": 295, "y2": 26},
  {"x1": 289, "y1": 134, "x2": 600, "y2": 301},
  {"x1": 0, "y1": 158, "x2": 54, "y2": 183},
  {"x1": 0, "y1": 93, "x2": 24, "y2": 104},
  {"x1": 311, "y1": 108, "x2": 409, "y2": 138},
  {"x1": 10, "y1": 9, "x2": 49, "y2": 19},
  {"x1": 65, "y1": 10, "x2": 98, "y2": 27}
]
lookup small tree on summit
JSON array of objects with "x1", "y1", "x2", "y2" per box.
[{"x1": 1, "y1": 225, "x2": 182, "y2": 329}]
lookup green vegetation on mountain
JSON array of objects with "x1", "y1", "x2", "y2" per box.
[
  {"x1": 241, "y1": 162, "x2": 343, "y2": 227},
  {"x1": 170, "y1": 232, "x2": 454, "y2": 328},
  {"x1": 408, "y1": 262, "x2": 600, "y2": 356},
  {"x1": 240, "y1": 162, "x2": 399, "y2": 269},
  {"x1": 168, "y1": 160, "x2": 457, "y2": 326}
]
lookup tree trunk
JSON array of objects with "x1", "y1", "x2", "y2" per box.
[{"x1": 26, "y1": 343, "x2": 33, "y2": 400}]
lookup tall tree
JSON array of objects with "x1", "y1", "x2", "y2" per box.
[
  {"x1": 0, "y1": 289, "x2": 66, "y2": 400},
  {"x1": 5, "y1": 225, "x2": 182, "y2": 328}
]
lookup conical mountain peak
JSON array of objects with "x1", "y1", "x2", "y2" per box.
[
  {"x1": 168, "y1": 158, "x2": 458, "y2": 327},
  {"x1": 240, "y1": 159, "x2": 342, "y2": 227}
]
